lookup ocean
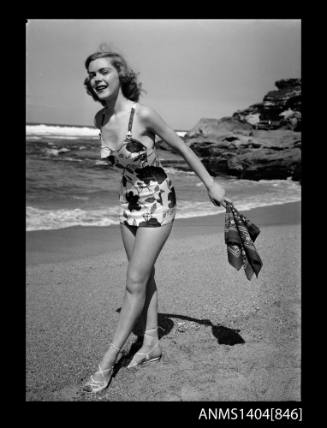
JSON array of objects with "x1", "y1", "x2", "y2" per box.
[{"x1": 26, "y1": 123, "x2": 301, "y2": 231}]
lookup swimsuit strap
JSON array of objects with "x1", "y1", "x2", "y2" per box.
[{"x1": 126, "y1": 105, "x2": 136, "y2": 138}]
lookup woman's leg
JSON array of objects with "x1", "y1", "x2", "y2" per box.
[
  {"x1": 126, "y1": 266, "x2": 161, "y2": 367},
  {"x1": 98, "y1": 222, "x2": 173, "y2": 371},
  {"x1": 119, "y1": 224, "x2": 158, "y2": 336}
]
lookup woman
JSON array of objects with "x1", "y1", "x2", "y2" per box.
[{"x1": 82, "y1": 50, "x2": 229, "y2": 393}]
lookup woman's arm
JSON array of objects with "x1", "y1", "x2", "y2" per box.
[{"x1": 139, "y1": 105, "x2": 228, "y2": 206}]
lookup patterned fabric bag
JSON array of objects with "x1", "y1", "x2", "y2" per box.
[{"x1": 224, "y1": 201, "x2": 263, "y2": 280}]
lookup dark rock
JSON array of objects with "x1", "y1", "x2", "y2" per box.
[
  {"x1": 201, "y1": 146, "x2": 301, "y2": 180},
  {"x1": 275, "y1": 78, "x2": 301, "y2": 90},
  {"x1": 234, "y1": 78, "x2": 301, "y2": 129},
  {"x1": 157, "y1": 78, "x2": 301, "y2": 181},
  {"x1": 188, "y1": 130, "x2": 301, "y2": 181},
  {"x1": 236, "y1": 147, "x2": 301, "y2": 180},
  {"x1": 224, "y1": 136, "x2": 240, "y2": 142}
]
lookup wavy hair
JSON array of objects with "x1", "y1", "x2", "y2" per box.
[{"x1": 84, "y1": 51, "x2": 143, "y2": 104}]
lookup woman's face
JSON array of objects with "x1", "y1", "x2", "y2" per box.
[{"x1": 87, "y1": 57, "x2": 121, "y2": 102}]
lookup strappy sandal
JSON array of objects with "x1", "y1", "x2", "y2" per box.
[
  {"x1": 127, "y1": 328, "x2": 162, "y2": 368},
  {"x1": 83, "y1": 343, "x2": 120, "y2": 394}
]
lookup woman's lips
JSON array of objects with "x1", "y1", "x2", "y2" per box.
[{"x1": 95, "y1": 85, "x2": 108, "y2": 93}]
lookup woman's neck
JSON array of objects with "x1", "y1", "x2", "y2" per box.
[{"x1": 103, "y1": 91, "x2": 133, "y2": 116}]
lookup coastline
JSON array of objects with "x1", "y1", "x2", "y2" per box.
[
  {"x1": 26, "y1": 201, "x2": 300, "y2": 266},
  {"x1": 26, "y1": 201, "x2": 301, "y2": 401}
]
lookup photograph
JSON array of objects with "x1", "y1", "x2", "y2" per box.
[{"x1": 26, "y1": 19, "x2": 301, "y2": 404}]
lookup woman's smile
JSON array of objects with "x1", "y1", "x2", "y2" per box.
[{"x1": 95, "y1": 83, "x2": 109, "y2": 94}]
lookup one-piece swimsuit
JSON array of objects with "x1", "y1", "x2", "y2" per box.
[{"x1": 100, "y1": 104, "x2": 177, "y2": 227}]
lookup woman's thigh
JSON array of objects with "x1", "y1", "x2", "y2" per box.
[
  {"x1": 120, "y1": 223, "x2": 137, "y2": 261},
  {"x1": 127, "y1": 223, "x2": 173, "y2": 285}
]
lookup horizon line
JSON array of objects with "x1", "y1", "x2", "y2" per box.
[{"x1": 26, "y1": 121, "x2": 189, "y2": 132}]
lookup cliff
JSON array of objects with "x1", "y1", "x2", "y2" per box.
[
  {"x1": 233, "y1": 78, "x2": 301, "y2": 131},
  {"x1": 176, "y1": 79, "x2": 302, "y2": 181}
]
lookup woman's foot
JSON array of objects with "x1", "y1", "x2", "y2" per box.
[
  {"x1": 127, "y1": 328, "x2": 162, "y2": 368},
  {"x1": 83, "y1": 343, "x2": 120, "y2": 394},
  {"x1": 82, "y1": 365, "x2": 114, "y2": 393}
]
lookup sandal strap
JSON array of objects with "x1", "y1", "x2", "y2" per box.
[
  {"x1": 87, "y1": 375, "x2": 107, "y2": 387},
  {"x1": 109, "y1": 342, "x2": 121, "y2": 352},
  {"x1": 145, "y1": 326, "x2": 164, "y2": 333},
  {"x1": 96, "y1": 365, "x2": 114, "y2": 376},
  {"x1": 135, "y1": 340, "x2": 160, "y2": 359},
  {"x1": 145, "y1": 328, "x2": 158, "y2": 334},
  {"x1": 144, "y1": 327, "x2": 163, "y2": 337},
  {"x1": 92, "y1": 342, "x2": 120, "y2": 378}
]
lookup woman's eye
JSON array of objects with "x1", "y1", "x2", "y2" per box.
[{"x1": 88, "y1": 68, "x2": 111, "y2": 79}]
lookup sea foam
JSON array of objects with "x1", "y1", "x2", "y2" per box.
[
  {"x1": 26, "y1": 193, "x2": 301, "y2": 232},
  {"x1": 26, "y1": 124, "x2": 187, "y2": 139},
  {"x1": 26, "y1": 124, "x2": 99, "y2": 138}
]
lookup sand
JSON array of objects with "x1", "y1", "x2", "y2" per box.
[{"x1": 26, "y1": 202, "x2": 301, "y2": 401}]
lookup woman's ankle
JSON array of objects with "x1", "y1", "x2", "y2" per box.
[
  {"x1": 100, "y1": 355, "x2": 117, "y2": 370},
  {"x1": 100, "y1": 344, "x2": 120, "y2": 368},
  {"x1": 143, "y1": 330, "x2": 159, "y2": 345},
  {"x1": 144, "y1": 327, "x2": 158, "y2": 336}
]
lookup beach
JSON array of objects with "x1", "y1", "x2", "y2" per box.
[{"x1": 26, "y1": 201, "x2": 301, "y2": 401}]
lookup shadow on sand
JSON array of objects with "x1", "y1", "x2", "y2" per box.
[{"x1": 113, "y1": 309, "x2": 245, "y2": 374}]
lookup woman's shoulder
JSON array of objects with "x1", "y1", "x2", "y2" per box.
[
  {"x1": 134, "y1": 103, "x2": 157, "y2": 123},
  {"x1": 134, "y1": 103, "x2": 168, "y2": 133}
]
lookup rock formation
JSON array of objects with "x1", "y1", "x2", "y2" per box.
[
  {"x1": 162, "y1": 78, "x2": 302, "y2": 181},
  {"x1": 233, "y1": 78, "x2": 301, "y2": 131},
  {"x1": 189, "y1": 130, "x2": 301, "y2": 181}
]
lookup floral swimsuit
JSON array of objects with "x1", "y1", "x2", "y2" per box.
[{"x1": 100, "y1": 105, "x2": 177, "y2": 227}]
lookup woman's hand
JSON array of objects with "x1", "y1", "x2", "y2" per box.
[{"x1": 207, "y1": 180, "x2": 232, "y2": 208}]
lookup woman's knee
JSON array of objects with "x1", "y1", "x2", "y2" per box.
[{"x1": 126, "y1": 267, "x2": 150, "y2": 294}]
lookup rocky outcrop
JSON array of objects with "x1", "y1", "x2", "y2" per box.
[
  {"x1": 185, "y1": 117, "x2": 253, "y2": 140},
  {"x1": 233, "y1": 78, "x2": 301, "y2": 131},
  {"x1": 158, "y1": 129, "x2": 301, "y2": 181},
  {"x1": 157, "y1": 78, "x2": 301, "y2": 181},
  {"x1": 186, "y1": 129, "x2": 301, "y2": 181},
  {"x1": 179, "y1": 79, "x2": 302, "y2": 181}
]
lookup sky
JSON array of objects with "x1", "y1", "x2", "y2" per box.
[{"x1": 26, "y1": 19, "x2": 301, "y2": 130}]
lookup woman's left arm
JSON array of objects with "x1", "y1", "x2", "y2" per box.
[{"x1": 140, "y1": 106, "x2": 229, "y2": 207}]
